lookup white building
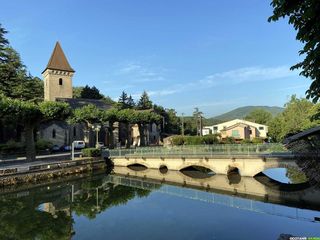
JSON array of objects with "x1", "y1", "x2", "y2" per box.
[{"x1": 202, "y1": 119, "x2": 268, "y2": 140}]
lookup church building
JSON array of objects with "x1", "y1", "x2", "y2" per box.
[{"x1": 39, "y1": 42, "x2": 112, "y2": 147}]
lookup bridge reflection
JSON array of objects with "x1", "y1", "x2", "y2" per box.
[{"x1": 106, "y1": 166, "x2": 320, "y2": 223}]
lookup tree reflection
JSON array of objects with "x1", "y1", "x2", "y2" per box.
[
  {"x1": 286, "y1": 167, "x2": 308, "y2": 184},
  {"x1": 0, "y1": 197, "x2": 73, "y2": 240}
]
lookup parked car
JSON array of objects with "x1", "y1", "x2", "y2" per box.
[
  {"x1": 60, "y1": 145, "x2": 71, "y2": 151},
  {"x1": 51, "y1": 145, "x2": 60, "y2": 153},
  {"x1": 73, "y1": 141, "x2": 85, "y2": 149},
  {"x1": 97, "y1": 142, "x2": 104, "y2": 148}
]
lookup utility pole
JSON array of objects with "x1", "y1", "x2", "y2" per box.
[
  {"x1": 181, "y1": 113, "x2": 184, "y2": 136},
  {"x1": 199, "y1": 114, "x2": 203, "y2": 136}
]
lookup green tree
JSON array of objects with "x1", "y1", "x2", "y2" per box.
[
  {"x1": 269, "y1": 0, "x2": 320, "y2": 103},
  {"x1": 71, "y1": 104, "x2": 106, "y2": 147},
  {"x1": 137, "y1": 91, "x2": 152, "y2": 110},
  {"x1": 73, "y1": 86, "x2": 84, "y2": 98},
  {"x1": 103, "y1": 108, "x2": 119, "y2": 148},
  {"x1": 118, "y1": 91, "x2": 129, "y2": 109},
  {"x1": 267, "y1": 115, "x2": 285, "y2": 142},
  {"x1": 132, "y1": 110, "x2": 161, "y2": 146},
  {"x1": 0, "y1": 96, "x2": 71, "y2": 161},
  {"x1": 268, "y1": 95, "x2": 318, "y2": 142},
  {"x1": 0, "y1": 24, "x2": 43, "y2": 101},
  {"x1": 116, "y1": 108, "x2": 136, "y2": 147},
  {"x1": 244, "y1": 108, "x2": 273, "y2": 125},
  {"x1": 80, "y1": 85, "x2": 104, "y2": 99},
  {"x1": 127, "y1": 95, "x2": 135, "y2": 109}
]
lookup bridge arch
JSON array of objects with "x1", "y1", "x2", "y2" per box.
[
  {"x1": 159, "y1": 165, "x2": 168, "y2": 174},
  {"x1": 178, "y1": 162, "x2": 215, "y2": 173},
  {"x1": 127, "y1": 163, "x2": 148, "y2": 171},
  {"x1": 254, "y1": 172, "x2": 311, "y2": 192}
]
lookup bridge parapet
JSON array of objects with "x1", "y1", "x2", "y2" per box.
[{"x1": 108, "y1": 144, "x2": 290, "y2": 158}]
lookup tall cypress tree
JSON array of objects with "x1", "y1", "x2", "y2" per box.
[{"x1": 137, "y1": 91, "x2": 152, "y2": 110}]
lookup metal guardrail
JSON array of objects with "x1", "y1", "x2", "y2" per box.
[
  {"x1": 0, "y1": 158, "x2": 102, "y2": 177},
  {"x1": 108, "y1": 144, "x2": 289, "y2": 158}
]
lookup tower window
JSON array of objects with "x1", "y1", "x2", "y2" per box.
[
  {"x1": 59, "y1": 78, "x2": 63, "y2": 85},
  {"x1": 52, "y1": 129, "x2": 56, "y2": 138}
]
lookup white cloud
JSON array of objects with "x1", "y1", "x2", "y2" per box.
[
  {"x1": 116, "y1": 62, "x2": 165, "y2": 83},
  {"x1": 201, "y1": 65, "x2": 297, "y2": 86}
]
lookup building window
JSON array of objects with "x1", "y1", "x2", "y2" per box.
[
  {"x1": 59, "y1": 78, "x2": 63, "y2": 85},
  {"x1": 231, "y1": 130, "x2": 240, "y2": 137},
  {"x1": 73, "y1": 127, "x2": 76, "y2": 137},
  {"x1": 52, "y1": 129, "x2": 56, "y2": 138},
  {"x1": 259, "y1": 126, "x2": 264, "y2": 130}
]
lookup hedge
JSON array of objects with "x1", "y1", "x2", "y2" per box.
[{"x1": 82, "y1": 148, "x2": 101, "y2": 157}]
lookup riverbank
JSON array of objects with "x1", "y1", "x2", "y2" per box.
[{"x1": 0, "y1": 157, "x2": 107, "y2": 186}]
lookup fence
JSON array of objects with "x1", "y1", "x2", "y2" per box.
[{"x1": 108, "y1": 143, "x2": 289, "y2": 158}]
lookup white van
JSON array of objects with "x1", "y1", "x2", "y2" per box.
[{"x1": 73, "y1": 141, "x2": 86, "y2": 149}]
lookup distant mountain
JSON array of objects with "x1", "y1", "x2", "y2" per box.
[{"x1": 204, "y1": 106, "x2": 284, "y2": 125}]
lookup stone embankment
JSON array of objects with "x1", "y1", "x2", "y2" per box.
[{"x1": 0, "y1": 157, "x2": 107, "y2": 186}]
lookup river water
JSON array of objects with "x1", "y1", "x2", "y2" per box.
[{"x1": 0, "y1": 167, "x2": 319, "y2": 240}]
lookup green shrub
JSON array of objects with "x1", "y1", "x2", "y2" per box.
[
  {"x1": 241, "y1": 139, "x2": 252, "y2": 144},
  {"x1": 36, "y1": 139, "x2": 53, "y2": 150},
  {"x1": 252, "y1": 138, "x2": 264, "y2": 144},
  {"x1": 184, "y1": 136, "x2": 203, "y2": 145},
  {"x1": 202, "y1": 135, "x2": 219, "y2": 144},
  {"x1": 223, "y1": 136, "x2": 236, "y2": 144},
  {"x1": 1, "y1": 140, "x2": 25, "y2": 153},
  {"x1": 171, "y1": 136, "x2": 185, "y2": 145},
  {"x1": 82, "y1": 148, "x2": 101, "y2": 157}
]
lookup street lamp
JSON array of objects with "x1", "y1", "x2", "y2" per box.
[{"x1": 91, "y1": 123, "x2": 101, "y2": 148}]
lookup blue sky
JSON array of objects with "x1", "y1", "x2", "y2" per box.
[{"x1": 0, "y1": 0, "x2": 310, "y2": 117}]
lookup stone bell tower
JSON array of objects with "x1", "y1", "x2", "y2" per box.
[{"x1": 42, "y1": 41, "x2": 75, "y2": 101}]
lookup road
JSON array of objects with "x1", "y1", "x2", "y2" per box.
[{"x1": 0, "y1": 151, "x2": 82, "y2": 166}]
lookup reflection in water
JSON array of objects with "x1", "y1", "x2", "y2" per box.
[
  {"x1": 262, "y1": 167, "x2": 308, "y2": 184},
  {"x1": 180, "y1": 165, "x2": 214, "y2": 179},
  {"x1": 285, "y1": 134, "x2": 320, "y2": 185},
  {"x1": 0, "y1": 169, "x2": 319, "y2": 239}
]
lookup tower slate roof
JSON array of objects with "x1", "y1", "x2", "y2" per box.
[{"x1": 42, "y1": 41, "x2": 75, "y2": 73}]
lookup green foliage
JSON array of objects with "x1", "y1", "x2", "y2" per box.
[
  {"x1": 244, "y1": 108, "x2": 273, "y2": 125},
  {"x1": 80, "y1": 85, "x2": 104, "y2": 99},
  {"x1": 82, "y1": 148, "x2": 101, "y2": 157},
  {"x1": 202, "y1": 134, "x2": 219, "y2": 144},
  {"x1": 73, "y1": 86, "x2": 83, "y2": 98},
  {"x1": 183, "y1": 116, "x2": 197, "y2": 135},
  {"x1": 0, "y1": 95, "x2": 71, "y2": 160},
  {"x1": 118, "y1": 91, "x2": 135, "y2": 109},
  {"x1": 268, "y1": 95, "x2": 320, "y2": 142},
  {"x1": 137, "y1": 91, "x2": 152, "y2": 110},
  {"x1": 71, "y1": 104, "x2": 105, "y2": 125},
  {"x1": 171, "y1": 135, "x2": 185, "y2": 145},
  {"x1": 0, "y1": 140, "x2": 25, "y2": 153},
  {"x1": 39, "y1": 101, "x2": 71, "y2": 122},
  {"x1": 73, "y1": 85, "x2": 115, "y2": 104},
  {"x1": 184, "y1": 136, "x2": 204, "y2": 145},
  {"x1": 0, "y1": 24, "x2": 43, "y2": 101},
  {"x1": 171, "y1": 134, "x2": 219, "y2": 146},
  {"x1": 251, "y1": 138, "x2": 264, "y2": 144},
  {"x1": 269, "y1": 0, "x2": 320, "y2": 103},
  {"x1": 35, "y1": 139, "x2": 53, "y2": 150},
  {"x1": 286, "y1": 167, "x2": 308, "y2": 184},
  {"x1": 223, "y1": 136, "x2": 236, "y2": 144},
  {"x1": 241, "y1": 139, "x2": 252, "y2": 144}
]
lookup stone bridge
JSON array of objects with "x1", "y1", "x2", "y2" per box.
[{"x1": 110, "y1": 154, "x2": 298, "y2": 177}]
